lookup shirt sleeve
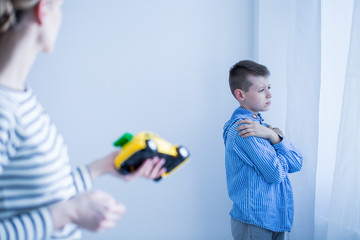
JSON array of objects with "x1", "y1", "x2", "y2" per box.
[
  {"x1": 0, "y1": 111, "x2": 16, "y2": 174},
  {"x1": 273, "y1": 138, "x2": 303, "y2": 173},
  {"x1": 0, "y1": 207, "x2": 54, "y2": 240},
  {"x1": 71, "y1": 165, "x2": 93, "y2": 193},
  {"x1": 234, "y1": 134, "x2": 303, "y2": 184}
]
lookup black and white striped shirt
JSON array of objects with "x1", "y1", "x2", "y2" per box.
[{"x1": 0, "y1": 86, "x2": 93, "y2": 239}]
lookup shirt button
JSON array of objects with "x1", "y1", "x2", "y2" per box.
[{"x1": 252, "y1": 114, "x2": 258, "y2": 119}]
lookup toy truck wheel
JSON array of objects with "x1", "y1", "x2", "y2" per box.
[
  {"x1": 146, "y1": 140, "x2": 157, "y2": 152},
  {"x1": 177, "y1": 146, "x2": 189, "y2": 159}
]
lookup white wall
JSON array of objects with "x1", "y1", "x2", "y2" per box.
[
  {"x1": 27, "y1": 0, "x2": 255, "y2": 239},
  {"x1": 256, "y1": 0, "x2": 292, "y2": 129}
]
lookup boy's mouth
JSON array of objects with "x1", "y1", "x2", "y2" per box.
[{"x1": 266, "y1": 101, "x2": 271, "y2": 105}]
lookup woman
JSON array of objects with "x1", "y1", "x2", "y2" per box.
[{"x1": 0, "y1": 0, "x2": 166, "y2": 239}]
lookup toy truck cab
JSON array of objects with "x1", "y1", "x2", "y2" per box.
[{"x1": 114, "y1": 132, "x2": 190, "y2": 180}]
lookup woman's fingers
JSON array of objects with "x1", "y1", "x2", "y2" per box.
[
  {"x1": 127, "y1": 157, "x2": 166, "y2": 179},
  {"x1": 149, "y1": 158, "x2": 166, "y2": 179}
]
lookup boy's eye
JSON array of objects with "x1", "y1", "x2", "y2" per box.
[
  {"x1": 259, "y1": 89, "x2": 264, "y2": 92},
  {"x1": 268, "y1": 86, "x2": 271, "y2": 90}
]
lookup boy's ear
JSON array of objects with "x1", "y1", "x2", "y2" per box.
[
  {"x1": 35, "y1": 0, "x2": 47, "y2": 25},
  {"x1": 234, "y1": 89, "x2": 245, "y2": 102}
]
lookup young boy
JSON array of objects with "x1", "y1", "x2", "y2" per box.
[{"x1": 223, "y1": 60, "x2": 303, "y2": 240}]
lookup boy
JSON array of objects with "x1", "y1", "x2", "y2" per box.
[{"x1": 223, "y1": 60, "x2": 303, "y2": 240}]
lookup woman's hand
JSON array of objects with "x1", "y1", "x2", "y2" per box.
[
  {"x1": 88, "y1": 151, "x2": 167, "y2": 182},
  {"x1": 50, "y1": 190, "x2": 126, "y2": 232},
  {"x1": 117, "y1": 156, "x2": 167, "y2": 182}
]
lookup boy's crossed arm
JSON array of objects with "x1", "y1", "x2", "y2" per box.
[{"x1": 234, "y1": 118, "x2": 302, "y2": 184}]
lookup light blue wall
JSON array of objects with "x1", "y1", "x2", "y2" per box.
[{"x1": 28, "y1": 0, "x2": 254, "y2": 239}]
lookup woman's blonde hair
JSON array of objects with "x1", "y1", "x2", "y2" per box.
[{"x1": 0, "y1": 0, "x2": 40, "y2": 34}]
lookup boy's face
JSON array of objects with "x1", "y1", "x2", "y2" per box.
[{"x1": 238, "y1": 75, "x2": 272, "y2": 114}]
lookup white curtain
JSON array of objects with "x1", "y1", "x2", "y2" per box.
[
  {"x1": 327, "y1": 0, "x2": 360, "y2": 239},
  {"x1": 285, "y1": 1, "x2": 321, "y2": 239},
  {"x1": 256, "y1": 0, "x2": 359, "y2": 239}
]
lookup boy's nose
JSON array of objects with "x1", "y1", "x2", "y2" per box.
[{"x1": 266, "y1": 90, "x2": 272, "y2": 98}]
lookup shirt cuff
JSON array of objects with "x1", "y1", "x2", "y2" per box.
[{"x1": 273, "y1": 138, "x2": 292, "y2": 152}]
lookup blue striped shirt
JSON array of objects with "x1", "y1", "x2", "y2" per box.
[
  {"x1": 223, "y1": 107, "x2": 303, "y2": 232},
  {"x1": 0, "y1": 86, "x2": 93, "y2": 239}
]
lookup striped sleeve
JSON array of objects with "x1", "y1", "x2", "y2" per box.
[
  {"x1": 71, "y1": 165, "x2": 93, "y2": 193},
  {"x1": 273, "y1": 138, "x2": 303, "y2": 173},
  {"x1": 0, "y1": 207, "x2": 53, "y2": 240},
  {"x1": 234, "y1": 134, "x2": 290, "y2": 184},
  {"x1": 0, "y1": 111, "x2": 15, "y2": 174}
]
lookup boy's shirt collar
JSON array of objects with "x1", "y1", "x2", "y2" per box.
[
  {"x1": 223, "y1": 107, "x2": 265, "y2": 143},
  {"x1": 231, "y1": 107, "x2": 264, "y2": 122}
]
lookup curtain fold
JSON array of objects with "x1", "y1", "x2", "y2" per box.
[
  {"x1": 327, "y1": 0, "x2": 360, "y2": 239},
  {"x1": 285, "y1": 1, "x2": 321, "y2": 239}
]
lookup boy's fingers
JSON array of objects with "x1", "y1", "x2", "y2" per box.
[
  {"x1": 239, "y1": 129, "x2": 251, "y2": 136},
  {"x1": 239, "y1": 127, "x2": 256, "y2": 136},
  {"x1": 237, "y1": 122, "x2": 255, "y2": 131},
  {"x1": 237, "y1": 125, "x2": 247, "y2": 131},
  {"x1": 241, "y1": 132, "x2": 253, "y2": 138},
  {"x1": 238, "y1": 123, "x2": 256, "y2": 132}
]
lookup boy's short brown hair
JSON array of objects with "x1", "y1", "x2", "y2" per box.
[{"x1": 229, "y1": 60, "x2": 270, "y2": 96}]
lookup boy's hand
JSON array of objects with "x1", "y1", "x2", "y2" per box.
[
  {"x1": 237, "y1": 119, "x2": 282, "y2": 144},
  {"x1": 237, "y1": 119, "x2": 272, "y2": 139},
  {"x1": 88, "y1": 151, "x2": 167, "y2": 182},
  {"x1": 267, "y1": 124, "x2": 284, "y2": 137}
]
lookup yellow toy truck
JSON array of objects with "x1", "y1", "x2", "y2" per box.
[{"x1": 113, "y1": 132, "x2": 190, "y2": 181}]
